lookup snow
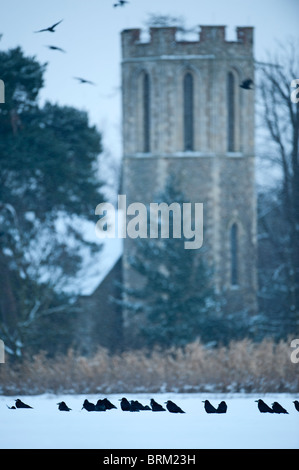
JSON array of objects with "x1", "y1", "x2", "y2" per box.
[{"x1": 0, "y1": 393, "x2": 298, "y2": 449}]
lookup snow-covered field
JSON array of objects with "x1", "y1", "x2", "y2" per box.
[{"x1": 0, "y1": 393, "x2": 298, "y2": 449}]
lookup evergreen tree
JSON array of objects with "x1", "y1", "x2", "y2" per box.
[
  {"x1": 122, "y1": 175, "x2": 221, "y2": 348},
  {"x1": 0, "y1": 46, "x2": 105, "y2": 356}
]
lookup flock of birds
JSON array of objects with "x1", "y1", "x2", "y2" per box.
[
  {"x1": 6, "y1": 397, "x2": 299, "y2": 414},
  {"x1": 33, "y1": 13, "x2": 254, "y2": 92},
  {"x1": 32, "y1": 1, "x2": 130, "y2": 86}
]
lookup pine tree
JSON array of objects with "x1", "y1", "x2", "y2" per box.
[{"x1": 122, "y1": 174, "x2": 220, "y2": 348}]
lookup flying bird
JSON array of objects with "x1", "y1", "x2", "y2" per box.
[
  {"x1": 114, "y1": 0, "x2": 129, "y2": 7},
  {"x1": 73, "y1": 77, "x2": 96, "y2": 85},
  {"x1": 57, "y1": 401, "x2": 71, "y2": 411},
  {"x1": 35, "y1": 20, "x2": 63, "y2": 33},
  {"x1": 45, "y1": 45, "x2": 66, "y2": 53},
  {"x1": 165, "y1": 400, "x2": 185, "y2": 413},
  {"x1": 15, "y1": 399, "x2": 33, "y2": 409},
  {"x1": 272, "y1": 402, "x2": 288, "y2": 414},
  {"x1": 216, "y1": 401, "x2": 227, "y2": 414},
  {"x1": 240, "y1": 78, "x2": 254, "y2": 90},
  {"x1": 255, "y1": 399, "x2": 274, "y2": 413},
  {"x1": 293, "y1": 400, "x2": 299, "y2": 412},
  {"x1": 202, "y1": 400, "x2": 217, "y2": 413}
]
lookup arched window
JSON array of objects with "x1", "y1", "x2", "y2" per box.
[
  {"x1": 227, "y1": 72, "x2": 235, "y2": 152},
  {"x1": 183, "y1": 72, "x2": 194, "y2": 151},
  {"x1": 143, "y1": 72, "x2": 150, "y2": 152},
  {"x1": 230, "y1": 223, "x2": 238, "y2": 286}
]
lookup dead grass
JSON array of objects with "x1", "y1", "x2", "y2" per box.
[{"x1": 0, "y1": 338, "x2": 298, "y2": 395}]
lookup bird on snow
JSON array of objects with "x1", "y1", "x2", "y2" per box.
[
  {"x1": 7, "y1": 405, "x2": 16, "y2": 409},
  {"x1": 102, "y1": 398, "x2": 117, "y2": 410},
  {"x1": 150, "y1": 398, "x2": 166, "y2": 412},
  {"x1": 130, "y1": 400, "x2": 151, "y2": 411},
  {"x1": 271, "y1": 401, "x2": 288, "y2": 414},
  {"x1": 45, "y1": 45, "x2": 66, "y2": 53},
  {"x1": 15, "y1": 399, "x2": 33, "y2": 409},
  {"x1": 119, "y1": 397, "x2": 131, "y2": 411},
  {"x1": 165, "y1": 400, "x2": 185, "y2": 413},
  {"x1": 35, "y1": 20, "x2": 63, "y2": 33},
  {"x1": 95, "y1": 399, "x2": 106, "y2": 411},
  {"x1": 255, "y1": 399, "x2": 274, "y2": 413},
  {"x1": 202, "y1": 400, "x2": 217, "y2": 413},
  {"x1": 293, "y1": 400, "x2": 299, "y2": 412},
  {"x1": 73, "y1": 77, "x2": 96, "y2": 85},
  {"x1": 81, "y1": 399, "x2": 96, "y2": 411},
  {"x1": 240, "y1": 78, "x2": 254, "y2": 90},
  {"x1": 57, "y1": 401, "x2": 71, "y2": 411},
  {"x1": 216, "y1": 401, "x2": 227, "y2": 414}
]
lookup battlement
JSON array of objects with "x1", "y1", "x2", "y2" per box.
[{"x1": 121, "y1": 25, "x2": 253, "y2": 59}]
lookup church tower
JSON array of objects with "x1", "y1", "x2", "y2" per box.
[{"x1": 121, "y1": 25, "x2": 257, "y2": 335}]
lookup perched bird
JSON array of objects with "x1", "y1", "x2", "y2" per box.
[
  {"x1": 165, "y1": 400, "x2": 185, "y2": 414},
  {"x1": 240, "y1": 78, "x2": 254, "y2": 90},
  {"x1": 81, "y1": 399, "x2": 96, "y2": 411},
  {"x1": 102, "y1": 398, "x2": 117, "y2": 410},
  {"x1": 35, "y1": 20, "x2": 63, "y2": 33},
  {"x1": 119, "y1": 397, "x2": 131, "y2": 411},
  {"x1": 202, "y1": 400, "x2": 217, "y2": 413},
  {"x1": 7, "y1": 405, "x2": 16, "y2": 409},
  {"x1": 45, "y1": 45, "x2": 66, "y2": 53},
  {"x1": 130, "y1": 400, "x2": 150, "y2": 411},
  {"x1": 129, "y1": 401, "x2": 140, "y2": 412},
  {"x1": 216, "y1": 401, "x2": 227, "y2": 414},
  {"x1": 293, "y1": 400, "x2": 299, "y2": 412},
  {"x1": 255, "y1": 399, "x2": 274, "y2": 413},
  {"x1": 73, "y1": 77, "x2": 96, "y2": 85},
  {"x1": 150, "y1": 398, "x2": 166, "y2": 412},
  {"x1": 15, "y1": 399, "x2": 33, "y2": 409},
  {"x1": 95, "y1": 399, "x2": 106, "y2": 411},
  {"x1": 57, "y1": 401, "x2": 71, "y2": 411},
  {"x1": 272, "y1": 402, "x2": 288, "y2": 414}
]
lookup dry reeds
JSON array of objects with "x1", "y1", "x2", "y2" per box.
[{"x1": 0, "y1": 338, "x2": 298, "y2": 395}]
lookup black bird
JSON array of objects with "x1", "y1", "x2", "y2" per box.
[
  {"x1": 165, "y1": 400, "x2": 185, "y2": 413},
  {"x1": 45, "y1": 45, "x2": 66, "y2": 53},
  {"x1": 35, "y1": 20, "x2": 63, "y2": 33},
  {"x1": 114, "y1": 0, "x2": 129, "y2": 7},
  {"x1": 82, "y1": 399, "x2": 96, "y2": 411},
  {"x1": 57, "y1": 401, "x2": 71, "y2": 411},
  {"x1": 95, "y1": 399, "x2": 106, "y2": 411},
  {"x1": 102, "y1": 398, "x2": 117, "y2": 410},
  {"x1": 119, "y1": 397, "x2": 131, "y2": 411},
  {"x1": 7, "y1": 405, "x2": 16, "y2": 409},
  {"x1": 272, "y1": 402, "x2": 288, "y2": 414},
  {"x1": 293, "y1": 400, "x2": 299, "y2": 412},
  {"x1": 202, "y1": 400, "x2": 217, "y2": 413},
  {"x1": 150, "y1": 398, "x2": 166, "y2": 412},
  {"x1": 216, "y1": 401, "x2": 227, "y2": 414},
  {"x1": 130, "y1": 400, "x2": 150, "y2": 411},
  {"x1": 240, "y1": 78, "x2": 254, "y2": 90},
  {"x1": 73, "y1": 77, "x2": 96, "y2": 85},
  {"x1": 255, "y1": 399, "x2": 274, "y2": 413},
  {"x1": 15, "y1": 399, "x2": 33, "y2": 409}
]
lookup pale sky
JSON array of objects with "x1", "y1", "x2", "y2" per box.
[{"x1": 1, "y1": 0, "x2": 298, "y2": 161}]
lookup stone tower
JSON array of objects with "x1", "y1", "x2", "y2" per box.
[{"x1": 121, "y1": 25, "x2": 257, "y2": 335}]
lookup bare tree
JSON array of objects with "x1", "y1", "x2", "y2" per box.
[{"x1": 257, "y1": 39, "x2": 299, "y2": 329}]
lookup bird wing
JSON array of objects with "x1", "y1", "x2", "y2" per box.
[
  {"x1": 35, "y1": 27, "x2": 50, "y2": 33},
  {"x1": 51, "y1": 19, "x2": 63, "y2": 29}
]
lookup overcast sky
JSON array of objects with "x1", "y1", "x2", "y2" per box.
[{"x1": 1, "y1": 0, "x2": 298, "y2": 161}]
